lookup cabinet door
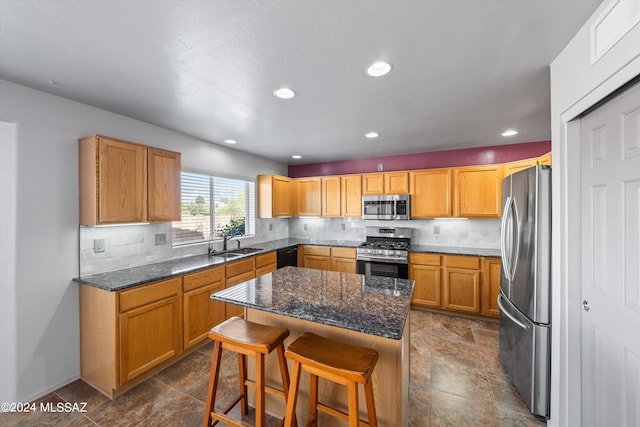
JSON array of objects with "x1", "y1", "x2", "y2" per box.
[
  {"x1": 303, "y1": 255, "x2": 331, "y2": 270},
  {"x1": 331, "y1": 257, "x2": 356, "y2": 273},
  {"x1": 183, "y1": 283, "x2": 225, "y2": 349},
  {"x1": 322, "y1": 176, "x2": 342, "y2": 217},
  {"x1": 443, "y1": 267, "x2": 481, "y2": 314},
  {"x1": 119, "y1": 294, "x2": 182, "y2": 384},
  {"x1": 481, "y1": 257, "x2": 501, "y2": 318},
  {"x1": 296, "y1": 178, "x2": 322, "y2": 216},
  {"x1": 410, "y1": 169, "x2": 452, "y2": 217},
  {"x1": 98, "y1": 137, "x2": 147, "y2": 223},
  {"x1": 272, "y1": 175, "x2": 292, "y2": 217},
  {"x1": 385, "y1": 172, "x2": 409, "y2": 194},
  {"x1": 453, "y1": 166, "x2": 503, "y2": 218},
  {"x1": 503, "y1": 158, "x2": 537, "y2": 178},
  {"x1": 225, "y1": 270, "x2": 255, "y2": 319},
  {"x1": 410, "y1": 264, "x2": 441, "y2": 308},
  {"x1": 341, "y1": 175, "x2": 362, "y2": 217},
  {"x1": 362, "y1": 174, "x2": 385, "y2": 195},
  {"x1": 148, "y1": 148, "x2": 181, "y2": 222}
]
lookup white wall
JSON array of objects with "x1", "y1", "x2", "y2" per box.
[
  {"x1": 0, "y1": 79, "x2": 287, "y2": 402},
  {"x1": 549, "y1": 1, "x2": 640, "y2": 425},
  {"x1": 0, "y1": 120, "x2": 18, "y2": 402}
]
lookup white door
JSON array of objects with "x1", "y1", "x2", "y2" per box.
[{"x1": 581, "y1": 80, "x2": 640, "y2": 427}]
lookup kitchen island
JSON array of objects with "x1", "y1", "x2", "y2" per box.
[{"x1": 211, "y1": 266, "x2": 413, "y2": 427}]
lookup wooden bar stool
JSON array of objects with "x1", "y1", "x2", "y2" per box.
[
  {"x1": 284, "y1": 332, "x2": 379, "y2": 427},
  {"x1": 202, "y1": 316, "x2": 296, "y2": 427}
]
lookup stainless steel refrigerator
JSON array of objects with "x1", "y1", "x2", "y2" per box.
[{"x1": 498, "y1": 164, "x2": 551, "y2": 419}]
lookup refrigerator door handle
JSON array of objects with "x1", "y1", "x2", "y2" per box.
[
  {"x1": 500, "y1": 196, "x2": 514, "y2": 281},
  {"x1": 497, "y1": 294, "x2": 530, "y2": 330}
]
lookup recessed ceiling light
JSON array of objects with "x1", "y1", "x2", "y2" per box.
[
  {"x1": 273, "y1": 87, "x2": 296, "y2": 99},
  {"x1": 366, "y1": 61, "x2": 392, "y2": 77},
  {"x1": 292, "y1": 155, "x2": 302, "y2": 159},
  {"x1": 365, "y1": 131, "x2": 380, "y2": 138},
  {"x1": 501, "y1": 129, "x2": 519, "y2": 137},
  {"x1": 224, "y1": 139, "x2": 237, "y2": 144}
]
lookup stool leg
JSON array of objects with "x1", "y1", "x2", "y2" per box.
[
  {"x1": 255, "y1": 352, "x2": 266, "y2": 427},
  {"x1": 238, "y1": 353, "x2": 248, "y2": 415},
  {"x1": 276, "y1": 345, "x2": 297, "y2": 427},
  {"x1": 202, "y1": 340, "x2": 223, "y2": 427},
  {"x1": 347, "y1": 381, "x2": 359, "y2": 427},
  {"x1": 309, "y1": 374, "x2": 318, "y2": 425},
  {"x1": 284, "y1": 360, "x2": 301, "y2": 427},
  {"x1": 364, "y1": 379, "x2": 378, "y2": 427}
]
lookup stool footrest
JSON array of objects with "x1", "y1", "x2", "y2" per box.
[
  {"x1": 317, "y1": 402, "x2": 370, "y2": 427},
  {"x1": 209, "y1": 409, "x2": 253, "y2": 427},
  {"x1": 244, "y1": 379, "x2": 287, "y2": 399}
]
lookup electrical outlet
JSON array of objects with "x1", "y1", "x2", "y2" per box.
[
  {"x1": 94, "y1": 239, "x2": 105, "y2": 253},
  {"x1": 434, "y1": 226, "x2": 440, "y2": 235},
  {"x1": 341, "y1": 223, "x2": 346, "y2": 231},
  {"x1": 269, "y1": 223, "x2": 273, "y2": 231},
  {"x1": 377, "y1": 163, "x2": 384, "y2": 171},
  {"x1": 304, "y1": 223, "x2": 308, "y2": 231},
  {"x1": 155, "y1": 233, "x2": 167, "y2": 245}
]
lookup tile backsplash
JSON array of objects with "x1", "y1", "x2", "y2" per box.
[{"x1": 80, "y1": 217, "x2": 500, "y2": 275}]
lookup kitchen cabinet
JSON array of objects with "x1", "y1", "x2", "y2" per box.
[
  {"x1": 362, "y1": 172, "x2": 409, "y2": 195},
  {"x1": 410, "y1": 168, "x2": 452, "y2": 218},
  {"x1": 296, "y1": 177, "x2": 322, "y2": 216},
  {"x1": 341, "y1": 174, "x2": 362, "y2": 217},
  {"x1": 442, "y1": 255, "x2": 481, "y2": 314},
  {"x1": 300, "y1": 245, "x2": 332, "y2": 270},
  {"x1": 79, "y1": 135, "x2": 181, "y2": 226},
  {"x1": 322, "y1": 176, "x2": 342, "y2": 217},
  {"x1": 182, "y1": 266, "x2": 225, "y2": 350},
  {"x1": 481, "y1": 257, "x2": 501, "y2": 318},
  {"x1": 503, "y1": 158, "x2": 537, "y2": 177},
  {"x1": 409, "y1": 253, "x2": 442, "y2": 308},
  {"x1": 225, "y1": 257, "x2": 256, "y2": 319},
  {"x1": 118, "y1": 277, "x2": 183, "y2": 385},
  {"x1": 330, "y1": 247, "x2": 357, "y2": 273},
  {"x1": 538, "y1": 151, "x2": 552, "y2": 165},
  {"x1": 255, "y1": 251, "x2": 277, "y2": 276},
  {"x1": 453, "y1": 165, "x2": 503, "y2": 218},
  {"x1": 258, "y1": 174, "x2": 293, "y2": 218}
]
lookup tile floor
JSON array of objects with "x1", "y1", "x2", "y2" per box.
[{"x1": 0, "y1": 310, "x2": 546, "y2": 426}]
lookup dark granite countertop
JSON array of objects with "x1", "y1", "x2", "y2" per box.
[
  {"x1": 73, "y1": 237, "x2": 497, "y2": 292},
  {"x1": 211, "y1": 266, "x2": 413, "y2": 340}
]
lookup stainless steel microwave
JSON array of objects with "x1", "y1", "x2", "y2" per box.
[{"x1": 362, "y1": 195, "x2": 411, "y2": 220}]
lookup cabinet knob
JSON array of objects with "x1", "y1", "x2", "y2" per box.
[{"x1": 583, "y1": 300, "x2": 590, "y2": 312}]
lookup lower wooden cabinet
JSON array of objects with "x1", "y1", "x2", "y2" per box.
[
  {"x1": 409, "y1": 253, "x2": 442, "y2": 308},
  {"x1": 255, "y1": 251, "x2": 277, "y2": 276},
  {"x1": 225, "y1": 257, "x2": 256, "y2": 319},
  {"x1": 442, "y1": 255, "x2": 481, "y2": 314},
  {"x1": 481, "y1": 257, "x2": 502, "y2": 318},
  {"x1": 300, "y1": 245, "x2": 356, "y2": 273},
  {"x1": 183, "y1": 266, "x2": 225, "y2": 350},
  {"x1": 330, "y1": 247, "x2": 356, "y2": 273}
]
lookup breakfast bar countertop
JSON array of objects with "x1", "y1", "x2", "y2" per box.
[{"x1": 211, "y1": 266, "x2": 414, "y2": 340}]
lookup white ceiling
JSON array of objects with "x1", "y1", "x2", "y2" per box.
[{"x1": 0, "y1": 0, "x2": 601, "y2": 164}]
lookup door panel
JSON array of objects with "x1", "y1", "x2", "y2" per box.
[{"x1": 581, "y1": 81, "x2": 640, "y2": 427}]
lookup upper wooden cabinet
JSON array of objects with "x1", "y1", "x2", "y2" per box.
[
  {"x1": 258, "y1": 174, "x2": 292, "y2": 218},
  {"x1": 79, "y1": 135, "x2": 181, "y2": 226},
  {"x1": 410, "y1": 168, "x2": 452, "y2": 218},
  {"x1": 296, "y1": 177, "x2": 322, "y2": 216},
  {"x1": 341, "y1": 175, "x2": 362, "y2": 217},
  {"x1": 538, "y1": 151, "x2": 552, "y2": 165},
  {"x1": 503, "y1": 158, "x2": 537, "y2": 178},
  {"x1": 362, "y1": 172, "x2": 409, "y2": 195},
  {"x1": 322, "y1": 176, "x2": 342, "y2": 217},
  {"x1": 453, "y1": 165, "x2": 503, "y2": 218}
]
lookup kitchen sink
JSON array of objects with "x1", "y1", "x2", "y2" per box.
[{"x1": 224, "y1": 247, "x2": 262, "y2": 255}]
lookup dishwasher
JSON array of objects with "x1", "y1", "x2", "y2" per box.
[{"x1": 277, "y1": 245, "x2": 298, "y2": 268}]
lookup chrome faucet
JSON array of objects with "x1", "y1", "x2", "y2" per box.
[{"x1": 223, "y1": 230, "x2": 243, "y2": 251}]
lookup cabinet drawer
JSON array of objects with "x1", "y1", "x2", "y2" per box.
[
  {"x1": 226, "y1": 270, "x2": 255, "y2": 287},
  {"x1": 182, "y1": 266, "x2": 224, "y2": 292},
  {"x1": 444, "y1": 255, "x2": 482, "y2": 270},
  {"x1": 331, "y1": 247, "x2": 356, "y2": 259},
  {"x1": 226, "y1": 257, "x2": 255, "y2": 278},
  {"x1": 303, "y1": 246, "x2": 331, "y2": 257},
  {"x1": 409, "y1": 252, "x2": 441, "y2": 266},
  {"x1": 255, "y1": 251, "x2": 276, "y2": 269},
  {"x1": 119, "y1": 277, "x2": 182, "y2": 313}
]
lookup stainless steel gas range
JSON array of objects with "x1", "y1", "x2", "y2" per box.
[{"x1": 356, "y1": 227, "x2": 412, "y2": 279}]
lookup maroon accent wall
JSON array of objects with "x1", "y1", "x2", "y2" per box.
[{"x1": 288, "y1": 140, "x2": 551, "y2": 178}]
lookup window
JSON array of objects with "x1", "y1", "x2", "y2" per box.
[{"x1": 172, "y1": 172, "x2": 255, "y2": 246}]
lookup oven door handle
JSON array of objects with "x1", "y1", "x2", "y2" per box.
[{"x1": 356, "y1": 255, "x2": 408, "y2": 264}]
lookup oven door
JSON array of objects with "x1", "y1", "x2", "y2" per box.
[{"x1": 356, "y1": 259, "x2": 409, "y2": 279}]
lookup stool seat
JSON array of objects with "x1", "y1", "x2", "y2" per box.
[
  {"x1": 284, "y1": 332, "x2": 379, "y2": 427},
  {"x1": 203, "y1": 317, "x2": 296, "y2": 427},
  {"x1": 209, "y1": 316, "x2": 289, "y2": 354},
  {"x1": 285, "y1": 332, "x2": 378, "y2": 384}
]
